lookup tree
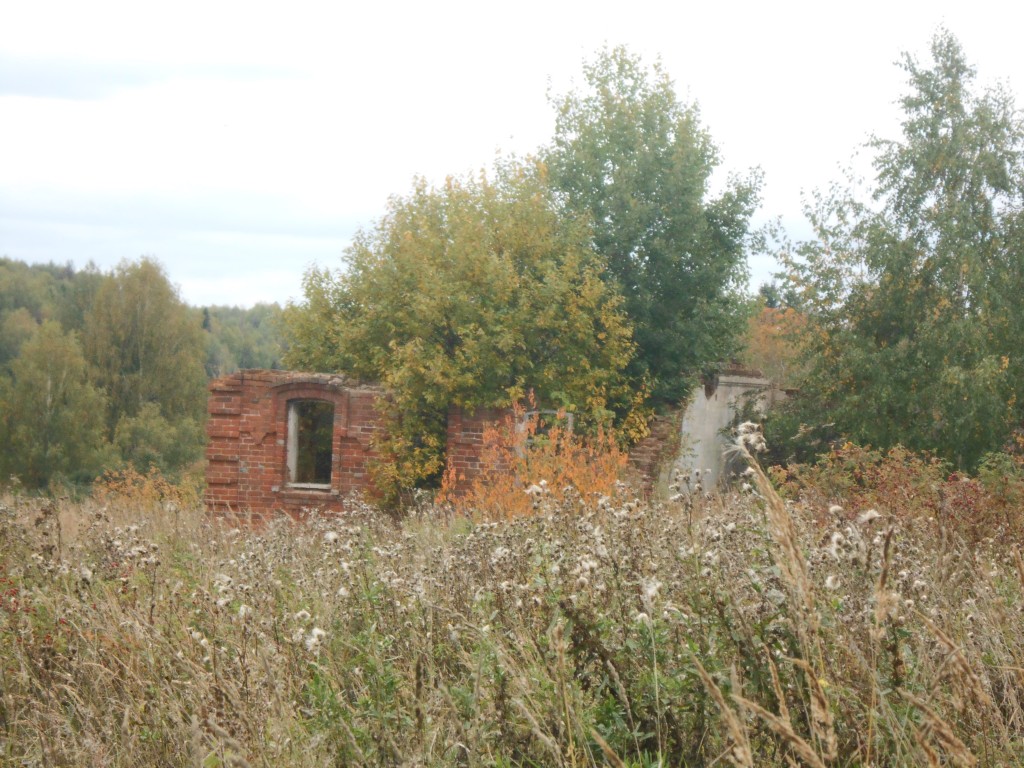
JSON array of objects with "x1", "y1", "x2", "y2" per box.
[
  {"x1": 82, "y1": 258, "x2": 207, "y2": 469},
  {"x1": 0, "y1": 308, "x2": 39, "y2": 368},
  {"x1": 0, "y1": 258, "x2": 101, "y2": 334},
  {"x1": 202, "y1": 302, "x2": 284, "y2": 377},
  {"x1": 743, "y1": 303, "x2": 807, "y2": 389},
  {"x1": 282, "y1": 160, "x2": 638, "y2": 500},
  {"x1": 777, "y1": 30, "x2": 1024, "y2": 469},
  {"x1": 112, "y1": 402, "x2": 205, "y2": 479},
  {"x1": 756, "y1": 280, "x2": 803, "y2": 311},
  {"x1": 544, "y1": 46, "x2": 762, "y2": 401},
  {"x1": 0, "y1": 257, "x2": 56, "y2": 322},
  {"x1": 52, "y1": 262, "x2": 104, "y2": 333},
  {"x1": 0, "y1": 322, "x2": 108, "y2": 488}
]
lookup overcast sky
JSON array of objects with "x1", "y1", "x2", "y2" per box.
[{"x1": 3, "y1": 1, "x2": 1023, "y2": 308}]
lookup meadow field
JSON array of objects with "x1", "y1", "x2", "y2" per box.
[{"x1": 3, "y1": 447, "x2": 1024, "y2": 766}]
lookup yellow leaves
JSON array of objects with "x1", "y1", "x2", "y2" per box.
[
  {"x1": 742, "y1": 306, "x2": 810, "y2": 388},
  {"x1": 285, "y1": 160, "x2": 640, "y2": 501}
]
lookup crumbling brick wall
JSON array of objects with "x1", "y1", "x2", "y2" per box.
[
  {"x1": 205, "y1": 370, "x2": 511, "y2": 521},
  {"x1": 626, "y1": 408, "x2": 684, "y2": 497},
  {"x1": 205, "y1": 370, "x2": 384, "y2": 522},
  {"x1": 206, "y1": 368, "x2": 681, "y2": 520},
  {"x1": 445, "y1": 406, "x2": 513, "y2": 488}
]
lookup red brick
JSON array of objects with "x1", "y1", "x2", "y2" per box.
[{"x1": 206, "y1": 370, "x2": 517, "y2": 522}]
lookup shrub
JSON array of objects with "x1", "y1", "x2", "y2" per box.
[
  {"x1": 93, "y1": 463, "x2": 203, "y2": 512},
  {"x1": 774, "y1": 442, "x2": 1024, "y2": 543},
  {"x1": 438, "y1": 405, "x2": 629, "y2": 519},
  {"x1": 779, "y1": 443, "x2": 947, "y2": 519}
]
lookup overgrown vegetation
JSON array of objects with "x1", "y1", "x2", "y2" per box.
[
  {"x1": 282, "y1": 161, "x2": 642, "y2": 505},
  {"x1": 280, "y1": 46, "x2": 765, "y2": 500},
  {"x1": 0, "y1": 257, "x2": 283, "y2": 491},
  {"x1": 3, "y1": 28, "x2": 1023, "y2": 766},
  {"x1": 545, "y1": 45, "x2": 762, "y2": 402},
  {"x1": 438, "y1": 404, "x2": 632, "y2": 519},
  {"x1": 774, "y1": 30, "x2": 1024, "y2": 469},
  {"x1": 202, "y1": 303, "x2": 284, "y2": 377},
  {"x1": 5, "y1": 31, "x2": 1024, "y2": 498},
  {"x1": 3, "y1": 439, "x2": 1024, "y2": 766}
]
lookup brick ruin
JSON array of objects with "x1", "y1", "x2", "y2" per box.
[
  {"x1": 205, "y1": 369, "x2": 686, "y2": 522},
  {"x1": 205, "y1": 369, "x2": 510, "y2": 522}
]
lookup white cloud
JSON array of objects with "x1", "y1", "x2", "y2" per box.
[{"x1": 2, "y1": 0, "x2": 1024, "y2": 305}]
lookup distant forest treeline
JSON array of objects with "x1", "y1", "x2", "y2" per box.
[{"x1": 0, "y1": 256, "x2": 284, "y2": 490}]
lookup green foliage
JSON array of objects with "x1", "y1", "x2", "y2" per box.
[
  {"x1": 82, "y1": 258, "x2": 208, "y2": 443},
  {"x1": 0, "y1": 257, "x2": 62, "y2": 322},
  {"x1": 282, "y1": 160, "x2": 638, "y2": 502},
  {"x1": 201, "y1": 302, "x2": 284, "y2": 377},
  {"x1": 0, "y1": 322, "x2": 108, "y2": 488},
  {"x1": 51, "y1": 262, "x2": 105, "y2": 332},
  {"x1": 545, "y1": 46, "x2": 762, "y2": 401},
  {"x1": 0, "y1": 258, "x2": 103, "y2": 334},
  {"x1": 112, "y1": 402, "x2": 205, "y2": 480},
  {"x1": 0, "y1": 258, "x2": 101, "y2": 371},
  {"x1": 757, "y1": 280, "x2": 803, "y2": 312},
  {"x1": 0, "y1": 307, "x2": 38, "y2": 367},
  {"x1": 778, "y1": 30, "x2": 1024, "y2": 469},
  {"x1": 0, "y1": 257, "x2": 285, "y2": 488}
]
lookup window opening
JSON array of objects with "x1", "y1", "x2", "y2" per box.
[{"x1": 287, "y1": 399, "x2": 334, "y2": 488}]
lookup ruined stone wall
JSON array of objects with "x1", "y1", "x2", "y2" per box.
[
  {"x1": 676, "y1": 372, "x2": 781, "y2": 488},
  {"x1": 445, "y1": 406, "x2": 513, "y2": 488},
  {"x1": 626, "y1": 408, "x2": 685, "y2": 497},
  {"x1": 206, "y1": 368, "x2": 688, "y2": 519},
  {"x1": 205, "y1": 370, "x2": 514, "y2": 521},
  {"x1": 205, "y1": 370, "x2": 384, "y2": 523}
]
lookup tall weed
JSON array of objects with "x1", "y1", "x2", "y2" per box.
[
  {"x1": 439, "y1": 405, "x2": 628, "y2": 519},
  {"x1": 3, "y1": 444, "x2": 1024, "y2": 765}
]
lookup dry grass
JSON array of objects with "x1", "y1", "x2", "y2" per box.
[{"x1": 3, "y1": 453, "x2": 1024, "y2": 766}]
